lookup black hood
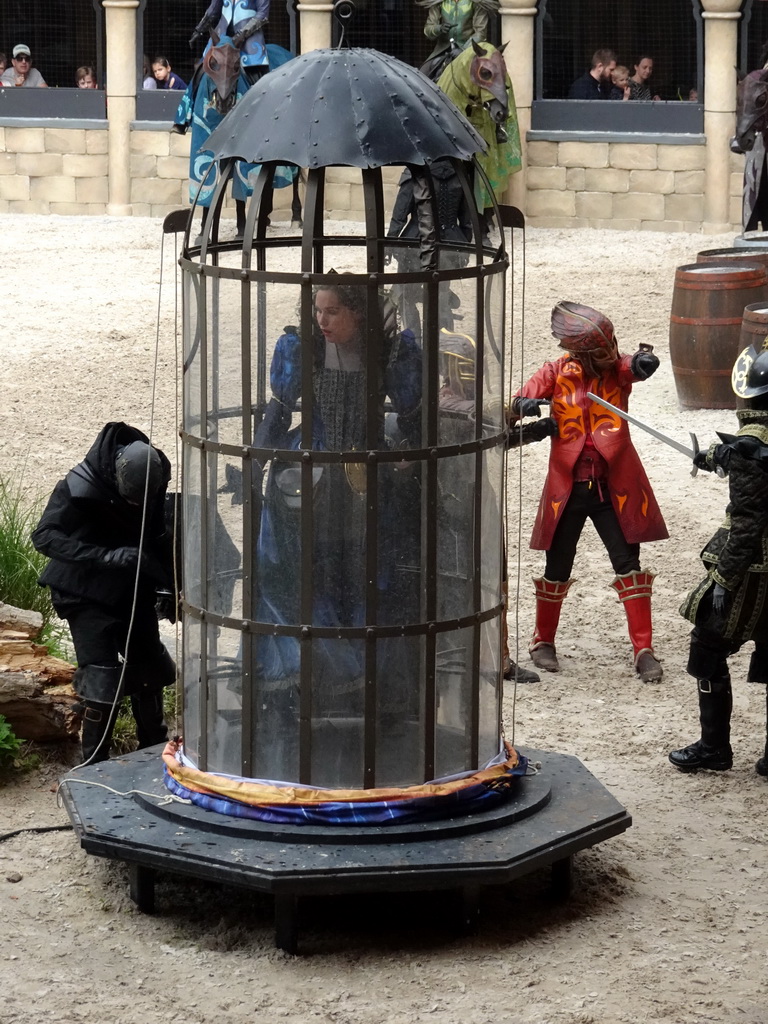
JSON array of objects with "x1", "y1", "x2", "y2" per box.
[{"x1": 72, "y1": 422, "x2": 172, "y2": 507}]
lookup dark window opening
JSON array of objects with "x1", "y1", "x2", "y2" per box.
[{"x1": 533, "y1": 0, "x2": 703, "y2": 134}]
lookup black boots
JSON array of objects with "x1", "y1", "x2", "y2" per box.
[
  {"x1": 80, "y1": 700, "x2": 120, "y2": 764},
  {"x1": 130, "y1": 691, "x2": 169, "y2": 749},
  {"x1": 669, "y1": 675, "x2": 733, "y2": 772},
  {"x1": 757, "y1": 688, "x2": 768, "y2": 778},
  {"x1": 503, "y1": 658, "x2": 540, "y2": 684}
]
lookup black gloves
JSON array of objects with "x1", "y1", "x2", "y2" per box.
[
  {"x1": 527, "y1": 417, "x2": 558, "y2": 441},
  {"x1": 514, "y1": 397, "x2": 548, "y2": 418},
  {"x1": 507, "y1": 417, "x2": 558, "y2": 449},
  {"x1": 631, "y1": 350, "x2": 660, "y2": 380},
  {"x1": 101, "y1": 546, "x2": 142, "y2": 570},
  {"x1": 232, "y1": 16, "x2": 266, "y2": 47},
  {"x1": 694, "y1": 444, "x2": 730, "y2": 475},
  {"x1": 709, "y1": 582, "x2": 732, "y2": 630},
  {"x1": 189, "y1": 12, "x2": 217, "y2": 48},
  {"x1": 155, "y1": 590, "x2": 180, "y2": 624}
]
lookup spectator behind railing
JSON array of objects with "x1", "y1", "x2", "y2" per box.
[
  {"x1": 152, "y1": 56, "x2": 187, "y2": 90},
  {"x1": 143, "y1": 54, "x2": 157, "y2": 89},
  {"x1": 76, "y1": 65, "x2": 97, "y2": 89},
  {"x1": 0, "y1": 53, "x2": 7, "y2": 76},
  {"x1": 610, "y1": 65, "x2": 630, "y2": 101},
  {"x1": 567, "y1": 49, "x2": 616, "y2": 99},
  {"x1": 628, "y1": 55, "x2": 660, "y2": 101},
  {"x1": 0, "y1": 44, "x2": 48, "y2": 87}
]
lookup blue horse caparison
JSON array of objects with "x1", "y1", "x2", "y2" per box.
[{"x1": 175, "y1": 36, "x2": 297, "y2": 209}]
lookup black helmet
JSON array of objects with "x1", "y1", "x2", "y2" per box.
[
  {"x1": 742, "y1": 348, "x2": 768, "y2": 398},
  {"x1": 732, "y1": 344, "x2": 768, "y2": 398},
  {"x1": 115, "y1": 441, "x2": 164, "y2": 503}
]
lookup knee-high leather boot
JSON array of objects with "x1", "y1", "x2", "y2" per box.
[
  {"x1": 501, "y1": 577, "x2": 540, "y2": 683},
  {"x1": 757, "y1": 688, "x2": 768, "y2": 778},
  {"x1": 610, "y1": 570, "x2": 663, "y2": 683},
  {"x1": 130, "y1": 691, "x2": 169, "y2": 749},
  {"x1": 529, "y1": 577, "x2": 574, "y2": 673},
  {"x1": 74, "y1": 664, "x2": 123, "y2": 764},
  {"x1": 669, "y1": 673, "x2": 733, "y2": 772},
  {"x1": 80, "y1": 700, "x2": 120, "y2": 764}
]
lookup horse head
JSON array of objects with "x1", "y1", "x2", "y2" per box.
[
  {"x1": 470, "y1": 41, "x2": 509, "y2": 142},
  {"x1": 203, "y1": 31, "x2": 242, "y2": 115},
  {"x1": 732, "y1": 68, "x2": 768, "y2": 155}
]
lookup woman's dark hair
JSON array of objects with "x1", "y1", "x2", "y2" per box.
[
  {"x1": 633, "y1": 55, "x2": 653, "y2": 70},
  {"x1": 312, "y1": 283, "x2": 367, "y2": 318}
]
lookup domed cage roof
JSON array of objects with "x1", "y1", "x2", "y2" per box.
[{"x1": 204, "y1": 47, "x2": 487, "y2": 170}]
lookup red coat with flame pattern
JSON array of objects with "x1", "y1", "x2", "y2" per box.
[{"x1": 516, "y1": 354, "x2": 668, "y2": 550}]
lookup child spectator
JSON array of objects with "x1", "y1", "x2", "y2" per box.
[
  {"x1": 152, "y1": 57, "x2": 187, "y2": 90},
  {"x1": 76, "y1": 65, "x2": 97, "y2": 88},
  {"x1": 143, "y1": 55, "x2": 157, "y2": 89},
  {"x1": 610, "y1": 65, "x2": 630, "y2": 101}
]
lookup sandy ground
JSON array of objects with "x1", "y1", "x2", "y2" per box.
[{"x1": 1, "y1": 214, "x2": 767, "y2": 1024}]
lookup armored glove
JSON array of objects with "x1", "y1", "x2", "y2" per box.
[
  {"x1": 631, "y1": 350, "x2": 660, "y2": 380},
  {"x1": 693, "y1": 450, "x2": 711, "y2": 471},
  {"x1": 513, "y1": 397, "x2": 548, "y2": 418},
  {"x1": 189, "y1": 12, "x2": 218, "y2": 48},
  {"x1": 232, "y1": 16, "x2": 267, "y2": 47},
  {"x1": 101, "y1": 546, "x2": 142, "y2": 570}
]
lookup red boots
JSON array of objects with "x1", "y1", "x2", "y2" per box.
[
  {"x1": 529, "y1": 570, "x2": 662, "y2": 681},
  {"x1": 529, "y1": 577, "x2": 574, "y2": 672},
  {"x1": 609, "y1": 570, "x2": 663, "y2": 683}
]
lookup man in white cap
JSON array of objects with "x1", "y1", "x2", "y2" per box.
[{"x1": 0, "y1": 44, "x2": 47, "y2": 87}]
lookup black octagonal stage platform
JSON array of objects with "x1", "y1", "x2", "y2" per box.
[{"x1": 59, "y1": 747, "x2": 631, "y2": 953}]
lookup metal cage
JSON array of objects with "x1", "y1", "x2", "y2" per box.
[{"x1": 178, "y1": 48, "x2": 509, "y2": 790}]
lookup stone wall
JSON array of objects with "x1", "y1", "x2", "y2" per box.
[
  {"x1": 0, "y1": 121, "x2": 746, "y2": 231},
  {"x1": 0, "y1": 124, "x2": 110, "y2": 215},
  {"x1": 526, "y1": 138, "x2": 743, "y2": 233},
  {"x1": 0, "y1": 122, "x2": 404, "y2": 222}
]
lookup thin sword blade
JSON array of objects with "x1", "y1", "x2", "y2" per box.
[{"x1": 586, "y1": 392, "x2": 695, "y2": 460}]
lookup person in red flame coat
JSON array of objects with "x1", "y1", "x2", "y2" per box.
[{"x1": 511, "y1": 301, "x2": 668, "y2": 683}]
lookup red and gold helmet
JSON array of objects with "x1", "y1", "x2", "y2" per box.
[{"x1": 551, "y1": 301, "x2": 615, "y2": 352}]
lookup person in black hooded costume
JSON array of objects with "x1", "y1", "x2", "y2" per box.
[{"x1": 32, "y1": 423, "x2": 176, "y2": 763}]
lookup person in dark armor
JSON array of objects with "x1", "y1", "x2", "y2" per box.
[
  {"x1": 32, "y1": 424, "x2": 176, "y2": 764},
  {"x1": 387, "y1": 159, "x2": 471, "y2": 343},
  {"x1": 669, "y1": 348, "x2": 768, "y2": 776}
]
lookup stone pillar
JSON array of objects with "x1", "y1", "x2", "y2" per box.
[
  {"x1": 701, "y1": 0, "x2": 741, "y2": 232},
  {"x1": 297, "y1": 0, "x2": 334, "y2": 53},
  {"x1": 103, "y1": 0, "x2": 138, "y2": 216},
  {"x1": 499, "y1": 0, "x2": 538, "y2": 213}
]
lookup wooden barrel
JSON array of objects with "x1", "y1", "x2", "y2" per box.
[
  {"x1": 697, "y1": 246, "x2": 768, "y2": 271},
  {"x1": 738, "y1": 300, "x2": 768, "y2": 354},
  {"x1": 669, "y1": 262, "x2": 768, "y2": 409}
]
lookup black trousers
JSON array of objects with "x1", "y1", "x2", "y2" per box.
[
  {"x1": 66, "y1": 599, "x2": 164, "y2": 674},
  {"x1": 688, "y1": 624, "x2": 768, "y2": 684},
  {"x1": 544, "y1": 482, "x2": 640, "y2": 582}
]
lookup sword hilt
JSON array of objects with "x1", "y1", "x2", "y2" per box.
[{"x1": 690, "y1": 432, "x2": 699, "y2": 478}]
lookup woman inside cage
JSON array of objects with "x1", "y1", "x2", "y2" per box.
[{"x1": 251, "y1": 282, "x2": 423, "y2": 721}]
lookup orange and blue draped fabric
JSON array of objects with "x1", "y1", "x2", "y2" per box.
[{"x1": 162, "y1": 740, "x2": 528, "y2": 825}]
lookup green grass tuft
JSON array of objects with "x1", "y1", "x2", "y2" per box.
[{"x1": 0, "y1": 471, "x2": 72, "y2": 660}]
